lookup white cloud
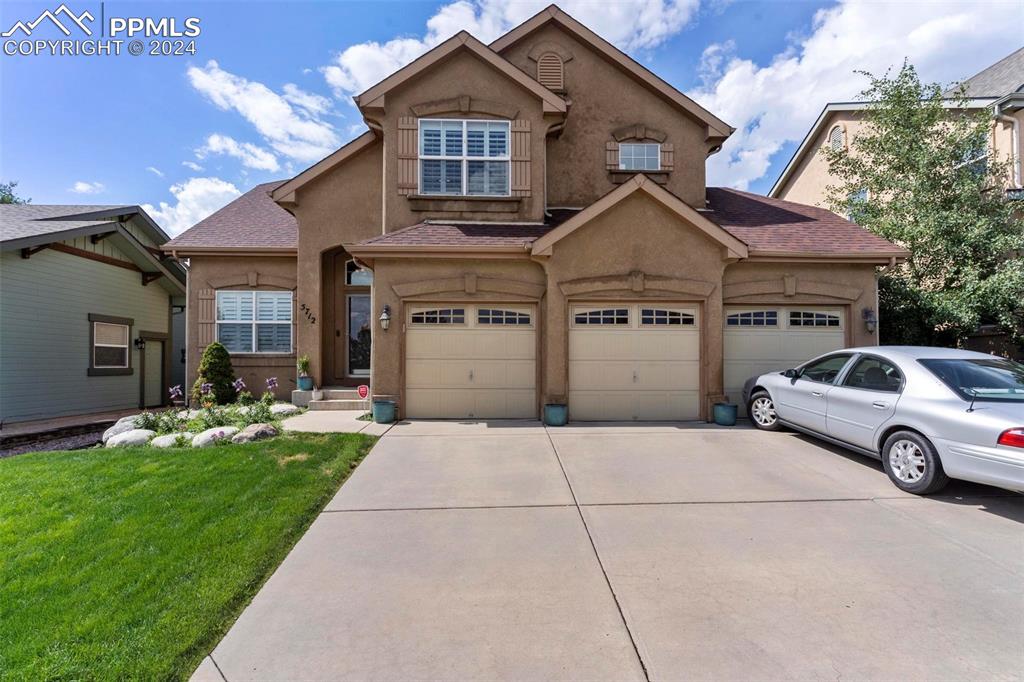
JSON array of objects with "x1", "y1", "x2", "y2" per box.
[
  {"x1": 143, "y1": 177, "x2": 241, "y2": 236},
  {"x1": 282, "y1": 83, "x2": 335, "y2": 117},
  {"x1": 322, "y1": 0, "x2": 699, "y2": 97},
  {"x1": 692, "y1": 0, "x2": 1018, "y2": 190},
  {"x1": 197, "y1": 133, "x2": 280, "y2": 172},
  {"x1": 182, "y1": 160, "x2": 203, "y2": 171},
  {"x1": 69, "y1": 180, "x2": 104, "y2": 194},
  {"x1": 187, "y1": 60, "x2": 340, "y2": 163},
  {"x1": 145, "y1": 166, "x2": 164, "y2": 178}
]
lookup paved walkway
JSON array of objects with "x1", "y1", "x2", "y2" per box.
[
  {"x1": 281, "y1": 410, "x2": 392, "y2": 436},
  {"x1": 194, "y1": 421, "x2": 1024, "y2": 681}
]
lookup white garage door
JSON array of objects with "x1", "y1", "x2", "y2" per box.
[
  {"x1": 724, "y1": 306, "x2": 846, "y2": 410},
  {"x1": 405, "y1": 304, "x2": 536, "y2": 418},
  {"x1": 569, "y1": 303, "x2": 700, "y2": 421}
]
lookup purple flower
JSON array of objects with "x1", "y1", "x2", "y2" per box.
[
  {"x1": 168, "y1": 385, "x2": 183, "y2": 400},
  {"x1": 266, "y1": 377, "x2": 278, "y2": 390},
  {"x1": 233, "y1": 378, "x2": 246, "y2": 393},
  {"x1": 200, "y1": 382, "x2": 213, "y2": 395}
]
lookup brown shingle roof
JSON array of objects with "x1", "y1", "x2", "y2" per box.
[
  {"x1": 356, "y1": 210, "x2": 580, "y2": 248},
  {"x1": 163, "y1": 181, "x2": 296, "y2": 251},
  {"x1": 705, "y1": 188, "x2": 906, "y2": 257}
]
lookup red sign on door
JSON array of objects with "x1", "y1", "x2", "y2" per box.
[{"x1": 357, "y1": 384, "x2": 369, "y2": 399}]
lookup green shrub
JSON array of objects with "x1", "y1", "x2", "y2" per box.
[
  {"x1": 191, "y1": 342, "x2": 235, "y2": 405},
  {"x1": 134, "y1": 411, "x2": 159, "y2": 431},
  {"x1": 240, "y1": 401, "x2": 273, "y2": 426}
]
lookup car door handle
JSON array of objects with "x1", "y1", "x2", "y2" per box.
[
  {"x1": 811, "y1": 391, "x2": 823, "y2": 397},
  {"x1": 872, "y1": 401, "x2": 889, "y2": 409}
]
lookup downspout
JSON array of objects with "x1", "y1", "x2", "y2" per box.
[{"x1": 995, "y1": 104, "x2": 1021, "y2": 188}]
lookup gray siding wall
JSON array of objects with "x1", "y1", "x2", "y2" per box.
[{"x1": 0, "y1": 245, "x2": 170, "y2": 423}]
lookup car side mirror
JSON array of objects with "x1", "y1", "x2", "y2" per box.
[{"x1": 783, "y1": 368, "x2": 799, "y2": 379}]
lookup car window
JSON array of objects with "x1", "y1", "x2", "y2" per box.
[
  {"x1": 843, "y1": 356, "x2": 902, "y2": 392},
  {"x1": 799, "y1": 354, "x2": 852, "y2": 385},
  {"x1": 919, "y1": 358, "x2": 1024, "y2": 403}
]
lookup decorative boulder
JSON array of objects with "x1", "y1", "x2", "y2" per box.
[
  {"x1": 231, "y1": 423, "x2": 278, "y2": 444},
  {"x1": 191, "y1": 426, "x2": 239, "y2": 448},
  {"x1": 105, "y1": 429, "x2": 155, "y2": 448},
  {"x1": 270, "y1": 403, "x2": 300, "y2": 416},
  {"x1": 102, "y1": 416, "x2": 141, "y2": 443},
  {"x1": 177, "y1": 409, "x2": 202, "y2": 420},
  {"x1": 151, "y1": 432, "x2": 194, "y2": 448}
]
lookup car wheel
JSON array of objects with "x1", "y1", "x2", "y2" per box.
[
  {"x1": 881, "y1": 431, "x2": 949, "y2": 495},
  {"x1": 748, "y1": 390, "x2": 781, "y2": 431}
]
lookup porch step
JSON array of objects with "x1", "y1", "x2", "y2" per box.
[
  {"x1": 308, "y1": 399, "x2": 370, "y2": 411},
  {"x1": 292, "y1": 387, "x2": 370, "y2": 407}
]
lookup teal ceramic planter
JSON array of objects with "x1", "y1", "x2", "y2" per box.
[
  {"x1": 372, "y1": 399, "x2": 396, "y2": 424},
  {"x1": 297, "y1": 376, "x2": 314, "y2": 391},
  {"x1": 544, "y1": 403, "x2": 568, "y2": 426},
  {"x1": 712, "y1": 402, "x2": 737, "y2": 426}
]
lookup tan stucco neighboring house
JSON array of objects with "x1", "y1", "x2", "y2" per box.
[
  {"x1": 164, "y1": 4, "x2": 907, "y2": 421},
  {"x1": 770, "y1": 47, "x2": 1024, "y2": 207}
]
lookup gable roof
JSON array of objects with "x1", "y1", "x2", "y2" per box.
[
  {"x1": 271, "y1": 131, "x2": 377, "y2": 205},
  {"x1": 490, "y1": 5, "x2": 733, "y2": 140},
  {"x1": 530, "y1": 174, "x2": 748, "y2": 258},
  {"x1": 164, "y1": 181, "x2": 297, "y2": 254},
  {"x1": 355, "y1": 30, "x2": 568, "y2": 114},
  {"x1": 946, "y1": 47, "x2": 1024, "y2": 98},
  {"x1": 706, "y1": 187, "x2": 907, "y2": 260}
]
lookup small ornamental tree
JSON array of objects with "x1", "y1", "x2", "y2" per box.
[
  {"x1": 823, "y1": 62, "x2": 1024, "y2": 345},
  {"x1": 191, "y1": 342, "x2": 236, "y2": 405}
]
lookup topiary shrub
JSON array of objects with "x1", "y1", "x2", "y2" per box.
[{"x1": 191, "y1": 342, "x2": 236, "y2": 405}]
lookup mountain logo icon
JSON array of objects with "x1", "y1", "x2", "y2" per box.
[{"x1": 2, "y1": 4, "x2": 95, "y2": 38}]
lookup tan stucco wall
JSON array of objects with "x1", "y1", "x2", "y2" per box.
[
  {"x1": 291, "y1": 139, "x2": 383, "y2": 385},
  {"x1": 500, "y1": 23, "x2": 711, "y2": 208},
  {"x1": 379, "y1": 49, "x2": 549, "y2": 227},
  {"x1": 185, "y1": 255, "x2": 298, "y2": 400}
]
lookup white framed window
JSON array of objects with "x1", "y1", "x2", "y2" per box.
[
  {"x1": 419, "y1": 119, "x2": 510, "y2": 196},
  {"x1": 93, "y1": 321, "x2": 129, "y2": 368},
  {"x1": 477, "y1": 308, "x2": 532, "y2": 326},
  {"x1": 619, "y1": 143, "x2": 660, "y2": 171},
  {"x1": 573, "y1": 308, "x2": 629, "y2": 326},
  {"x1": 828, "y1": 125, "x2": 845, "y2": 151},
  {"x1": 789, "y1": 310, "x2": 841, "y2": 328},
  {"x1": 216, "y1": 290, "x2": 293, "y2": 354},
  {"x1": 345, "y1": 259, "x2": 373, "y2": 286},
  {"x1": 640, "y1": 308, "x2": 695, "y2": 326},
  {"x1": 409, "y1": 307, "x2": 466, "y2": 325},
  {"x1": 726, "y1": 310, "x2": 779, "y2": 327}
]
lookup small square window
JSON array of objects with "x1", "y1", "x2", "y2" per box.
[{"x1": 619, "y1": 143, "x2": 660, "y2": 171}]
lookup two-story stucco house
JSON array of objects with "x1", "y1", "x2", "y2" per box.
[
  {"x1": 1, "y1": 204, "x2": 186, "y2": 424},
  {"x1": 164, "y1": 5, "x2": 906, "y2": 421},
  {"x1": 771, "y1": 47, "x2": 1024, "y2": 206}
]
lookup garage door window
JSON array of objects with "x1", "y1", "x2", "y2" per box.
[
  {"x1": 640, "y1": 308, "x2": 695, "y2": 326},
  {"x1": 726, "y1": 310, "x2": 778, "y2": 327},
  {"x1": 410, "y1": 308, "x2": 465, "y2": 325},
  {"x1": 789, "y1": 310, "x2": 840, "y2": 328},
  {"x1": 478, "y1": 308, "x2": 531, "y2": 325},
  {"x1": 574, "y1": 308, "x2": 629, "y2": 325}
]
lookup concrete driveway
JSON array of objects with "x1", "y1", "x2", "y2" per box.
[{"x1": 195, "y1": 421, "x2": 1024, "y2": 681}]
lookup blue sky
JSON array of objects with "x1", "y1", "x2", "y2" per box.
[{"x1": 1, "y1": 0, "x2": 1018, "y2": 234}]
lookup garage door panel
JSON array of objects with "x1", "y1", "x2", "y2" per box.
[
  {"x1": 569, "y1": 360, "x2": 635, "y2": 391},
  {"x1": 470, "y1": 360, "x2": 535, "y2": 388},
  {"x1": 634, "y1": 391, "x2": 699, "y2": 421},
  {"x1": 633, "y1": 332, "x2": 699, "y2": 360}
]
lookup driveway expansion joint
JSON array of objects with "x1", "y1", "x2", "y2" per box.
[
  {"x1": 544, "y1": 425, "x2": 651, "y2": 682},
  {"x1": 209, "y1": 655, "x2": 228, "y2": 682}
]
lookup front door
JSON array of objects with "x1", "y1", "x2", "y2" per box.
[{"x1": 347, "y1": 294, "x2": 371, "y2": 377}]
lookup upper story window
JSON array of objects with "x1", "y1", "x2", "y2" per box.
[
  {"x1": 419, "y1": 119, "x2": 510, "y2": 196},
  {"x1": 619, "y1": 143, "x2": 660, "y2": 171},
  {"x1": 828, "y1": 125, "x2": 845, "y2": 151}
]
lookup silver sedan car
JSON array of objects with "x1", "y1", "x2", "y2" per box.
[{"x1": 742, "y1": 346, "x2": 1024, "y2": 495}]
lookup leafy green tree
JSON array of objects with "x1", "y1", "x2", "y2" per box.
[
  {"x1": 1, "y1": 181, "x2": 30, "y2": 204},
  {"x1": 824, "y1": 62, "x2": 1024, "y2": 345},
  {"x1": 191, "y1": 342, "x2": 236, "y2": 405}
]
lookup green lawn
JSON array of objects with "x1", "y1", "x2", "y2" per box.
[{"x1": 0, "y1": 432, "x2": 376, "y2": 680}]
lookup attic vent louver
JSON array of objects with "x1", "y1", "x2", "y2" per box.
[{"x1": 537, "y1": 53, "x2": 564, "y2": 91}]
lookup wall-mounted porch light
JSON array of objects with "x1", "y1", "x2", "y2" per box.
[
  {"x1": 379, "y1": 304, "x2": 391, "y2": 331},
  {"x1": 862, "y1": 307, "x2": 878, "y2": 334}
]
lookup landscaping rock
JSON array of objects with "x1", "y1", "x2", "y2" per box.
[
  {"x1": 102, "y1": 416, "x2": 140, "y2": 443},
  {"x1": 191, "y1": 427, "x2": 239, "y2": 448},
  {"x1": 151, "y1": 432, "x2": 194, "y2": 448},
  {"x1": 270, "y1": 403, "x2": 300, "y2": 416},
  {"x1": 105, "y1": 429, "x2": 155, "y2": 448},
  {"x1": 231, "y1": 423, "x2": 278, "y2": 444},
  {"x1": 177, "y1": 409, "x2": 202, "y2": 420}
]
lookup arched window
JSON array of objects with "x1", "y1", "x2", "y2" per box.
[
  {"x1": 828, "y1": 125, "x2": 845, "y2": 151},
  {"x1": 537, "y1": 53, "x2": 564, "y2": 90}
]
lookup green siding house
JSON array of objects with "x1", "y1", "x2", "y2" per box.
[{"x1": 0, "y1": 205, "x2": 186, "y2": 425}]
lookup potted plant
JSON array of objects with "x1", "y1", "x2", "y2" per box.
[{"x1": 296, "y1": 354, "x2": 313, "y2": 391}]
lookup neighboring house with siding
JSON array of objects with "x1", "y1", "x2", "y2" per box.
[
  {"x1": 165, "y1": 5, "x2": 906, "y2": 421},
  {"x1": 0, "y1": 204, "x2": 186, "y2": 424}
]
